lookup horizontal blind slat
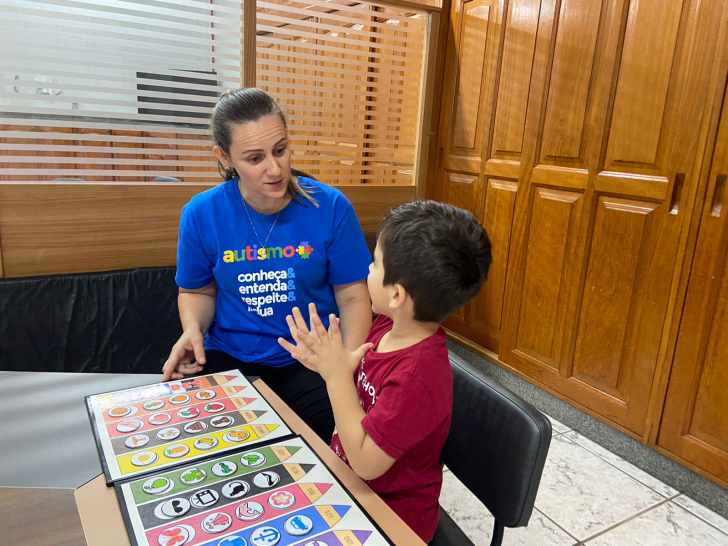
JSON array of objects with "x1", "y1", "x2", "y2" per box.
[
  {"x1": 2, "y1": 61, "x2": 238, "y2": 87},
  {"x1": 256, "y1": 2, "x2": 425, "y2": 34},
  {"x1": 257, "y1": 0, "x2": 426, "y2": 24},
  {"x1": 257, "y1": 13, "x2": 422, "y2": 45},
  {"x1": 0, "y1": 11, "x2": 238, "y2": 49},
  {"x1": 0, "y1": 131, "x2": 211, "y2": 145},
  {"x1": 1, "y1": 4, "x2": 240, "y2": 40},
  {"x1": 255, "y1": 56, "x2": 421, "y2": 84},
  {"x1": 0, "y1": 144, "x2": 213, "y2": 156},
  {"x1": 257, "y1": 36, "x2": 423, "y2": 65}
]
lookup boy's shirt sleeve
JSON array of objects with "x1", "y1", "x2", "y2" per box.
[
  {"x1": 360, "y1": 372, "x2": 444, "y2": 460},
  {"x1": 326, "y1": 195, "x2": 372, "y2": 286},
  {"x1": 175, "y1": 204, "x2": 215, "y2": 290}
]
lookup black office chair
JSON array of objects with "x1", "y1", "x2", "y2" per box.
[
  {"x1": 153, "y1": 176, "x2": 183, "y2": 182},
  {"x1": 430, "y1": 353, "x2": 552, "y2": 546}
]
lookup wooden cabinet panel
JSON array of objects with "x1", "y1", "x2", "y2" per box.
[
  {"x1": 452, "y1": 1, "x2": 492, "y2": 151},
  {"x1": 604, "y1": 0, "x2": 684, "y2": 170},
  {"x1": 659, "y1": 84, "x2": 728, "y2": 483},
  {"x1": 540, "y1": 0, "x2": 603, "y2": 163},
  {"x1": 498, "y1": 0, "x2": 723, "y2": 435},
  {"x1": 491, "y1": 0, "x2": 540, "y2": 160},
  {"x1": 471, "y1": 179, "x2": 518, "y2": 333},
  {"x1": 438, "y1": 0, "x2": 509, "y2": 351},
  {"x1": 571, "y1": 196, "x2": 659, "y2": 397},
  {"x1": 514, "y1": 186, "x2": 583, "y2": 369},
  {"x1": 432, "y1": 0, "x2": 728, "y2": 479},
  {"x1": 442, "y1": 171, "x2": 486, "y2": 323}
]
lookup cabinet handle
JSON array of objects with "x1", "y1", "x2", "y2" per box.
[
  {"x1": 669, "y1": 173, "x2": 685, "y2": 215},
  {"x1": 710, "y1": 174, "x2": 726, "y2": 218}
]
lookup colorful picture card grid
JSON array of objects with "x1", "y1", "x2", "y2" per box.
[
  {"x1": 117, "y1": 436, "x2": 393, "y2": 546},
  {"x1": 86, "y1": 370, "x2": 294, "y2": 484}
]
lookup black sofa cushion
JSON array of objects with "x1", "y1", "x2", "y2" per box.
[{"x1": 0, "y1": 267, "x2": 180, "y2": 373}]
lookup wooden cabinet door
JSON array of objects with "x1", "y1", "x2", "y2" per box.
[
  {"x1": 499, "y1": 0, "x2": 725, "y2": 435},
  {"x1": 658, "y1": 81, "x2": 728, "y2": 483},
  {"x1": 437, "y1": 0, "x2": 518, "y2": 353}
]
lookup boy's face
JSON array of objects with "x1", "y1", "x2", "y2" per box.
[{"x1": 367, "y1": 242, "x2": 389, "y2": 316}]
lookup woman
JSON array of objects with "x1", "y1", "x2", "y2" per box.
[{"x1": 162, "y1": 88, "x2": 372, "y2": 441}]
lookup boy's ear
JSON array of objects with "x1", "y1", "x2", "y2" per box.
[{"x1": 388, "y1": 283, "x2": 407, "y2": 310}]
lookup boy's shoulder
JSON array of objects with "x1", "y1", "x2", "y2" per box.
[{"x1": 367, "y1": 316, "x2": 451, "y2": 384}]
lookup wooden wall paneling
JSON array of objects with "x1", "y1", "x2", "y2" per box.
[
  {"x1": 144, "y1": 131, "x2": 178, "y2": 180},
  {"x1": 437, "y1": 0, "x2": 508, "y2": 352},
  {"x1": 176, "y1": 132, "x2": 218, "y2": 181},
  {"x1": 243, "y1": 0, "x2": 257, "y2": 88},
  {"x1": 0, "y1": 183, "x2": 413, "y2": 278},
  {"x1": 110, "y1": 130, "x2": 145, "y2": 182},
  {"x1": 366, "y1": 7, "x2": 421, "y2": 186},
  {"x1": 76, "y1": 127, "x2": 113, "y2": 182},
  {"x1": 0, "y1": 183, "x2": 210, "y2": 277},
  {"x1": 422, "y1": 5, "x2": 452, "y2": 201},
  {"x1": 38, "y1": 126, "x2": 76, "y2": 182},
  {"x1": 500, "y1": 0, "x2": 723, "y2": 435},
  {"x1": 658, "y1": 71, "x2": 728, "y2": 483},
  {"x1": 0, "y1": 124, "x2": 38, "y2": 182}
]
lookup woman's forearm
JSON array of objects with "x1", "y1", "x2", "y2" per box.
[
  {"x1": 334, "y1": 281, "x2": 372, "y2": 351},
  {"x1": 179, "y1": 287, "x2": 217, "y2": 335}
]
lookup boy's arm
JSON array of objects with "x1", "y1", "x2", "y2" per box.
[
  {"x1": 326, "y1": 374, "x2": 396, "y2": 480},
  {"x1": 278, "y1": 306, "x2": 395, "y2": 480}
]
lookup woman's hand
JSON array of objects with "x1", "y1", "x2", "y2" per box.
[{"x1": 162, "y1": 328, "x2": 206, "y2": 381}]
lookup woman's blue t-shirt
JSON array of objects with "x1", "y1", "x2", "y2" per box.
[{"x1": 175, "y1": 177, "x2": 371, "y2": 367}]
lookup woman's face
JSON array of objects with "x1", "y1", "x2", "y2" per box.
[{"x1": 214, "y1": 115, "x2": 292, "y2": 211}]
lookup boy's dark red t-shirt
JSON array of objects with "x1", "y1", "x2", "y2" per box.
[{"x1": 330, "y1": 315, "x2": 453, "y2": 542}]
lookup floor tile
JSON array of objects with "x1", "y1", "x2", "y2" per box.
[
  {"x1": 563, "y1": 431, "x2": 678, "y2": 498},
  {"x1": 673, "y1": 495, "x2": 728, "y2": 536},
  {"x1": 547, "y1": 414, "x2": 571, "y2": 434},
  {"x1": 585, "y1": 501, "x2": 728, "y2": 545},
  {"x1": 535, "y1": 435, "x2": 665, "y2": 540},
  {"x1": 440, "y1": 471, "x2": 578, "y2": 545}
]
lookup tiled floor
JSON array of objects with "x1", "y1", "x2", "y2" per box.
[{"x1": 440, "y1": 415, "x2": 728, "y2": 545}]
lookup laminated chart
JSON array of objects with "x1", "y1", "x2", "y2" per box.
[
  {"x1": 86, "y1": 370, "x2": 293, "y2": 484},
  {"x1": 116, "y1": 436, "x2": 393, "y2": 546}
]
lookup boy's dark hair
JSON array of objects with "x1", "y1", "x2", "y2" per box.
[{"x1": 376, "y1": 200, "x2": 492, "y2": 323}]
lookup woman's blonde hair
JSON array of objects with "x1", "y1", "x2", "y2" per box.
[{"x1": 211, "y1": 88, "x2": 318, "y2": 207}]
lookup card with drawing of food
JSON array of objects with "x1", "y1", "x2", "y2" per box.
[{"x1": 85, "y1": 370, "x2": 294, "y2": 485}]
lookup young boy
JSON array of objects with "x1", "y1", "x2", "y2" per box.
[{"x1": 278, "y1": 200, "x2": 492, "y2": 542}]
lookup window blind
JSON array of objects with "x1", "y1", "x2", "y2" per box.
[
  {"x1": 257, "y1": 0, "x2": 427, "y2": 185},
  {"x1": 0, "y1": 0, "x2": 241, "y2": 182},
  {"x1": 0, "y1": 0, "x2": 429, "y2": 185}
]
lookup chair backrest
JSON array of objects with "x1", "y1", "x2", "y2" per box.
[
  {"x1": 442, "y1": 353, "x2": 552, "y2": 528},
  {"x1": 152, "y1": 176, "x2": 183, "y2": 182}
]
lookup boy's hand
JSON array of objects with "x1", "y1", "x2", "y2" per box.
[
  {"x1": 278, "y1": 303, "x2": 322, "y2": 362},
  {"x1": 279, "y1": 305, "x2": 372, "y2": 383}
]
